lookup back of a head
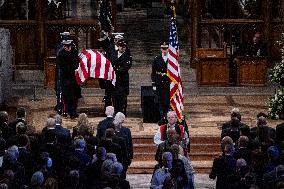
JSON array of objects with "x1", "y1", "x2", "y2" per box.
[
  {"x1": 257, "y1": 112, "x2": 268, "y2": 118},
  {"x1": 7, "y1": 145, "x2": 19, "y2": 159},
  {"x1": 16, "y1": 122, "x2": 27, "y2": 134},
  {"x1": 105, "y1": 128, "x2": 115, "y2": 139},
  {"x1": 231, "y1": 108, "x2": 241, "y2": 120},
  {"x1": 224, "y1": 144, "x2": 235, "y2": 155},
  {"x1": 236, "y1": 158, "x2": 247, "y2": 168},
  {"x1": 44, "y1": 177, "x2": 58, "y2": 189},
  {"x1": 101, "y1": 159, "x2": 114, "y2": 177},
  {"x1": 16, "y1": 107, "x2": 26, "y2": 118},
  {"x1": 96, "y1": 147, "x2": 107, "y2": 160},
  {"x1": 111, "y1": 162, "x2": 123, "y2": 176},
  {"x1": 77, "y1": 113, "x2": 89, "y2": 127},
  {"x1": 267, "y1": 145, "x2": 280, "y2": 159},
  {"x1": 106, "y1": 153, "x2": 117, "y2": 162},
  {"x1": 0, "y1": 111, "x2": 8, "y2": 123},
  {"x1": 221, "y1": 136, "x2": 233, "y2": 150},
  {"x1": 74, "y1": 138, "x2": 86, "y2": 149},
  {"x1": 54, "y1": 114, "x2": 62, "y2": 125},
  {"x1": 105, "y1": 106, "x2": 114, "y2": 117},
  {"x1": 170, "y1": 144, "x2": 180, "y2": 156},
  {"x1": 46, "y1": 117, "x2": 56, "y2": 128},
  {"x1": 238, "y1": 135, "x2": 249, "y2": 147},
  {"x1": 114, "y1": 112, "x2": 125, "y2": 126},
  {"x1": 162, "y1": 151, "x2": 173, "y2": 161},
  {"x1": 257, "y1": 116, "x2": 267, "y2": 127},
  {"x1": 31, "y1": 171, "x2": 44, "y2": 186}
]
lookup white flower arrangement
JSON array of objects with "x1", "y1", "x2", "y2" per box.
[{"x1": 268, "y1": 33, "x2": 284, "y2": 119}]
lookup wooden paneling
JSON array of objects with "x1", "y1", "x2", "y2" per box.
[
  {"x1": 196, "y1": 48, "x2": 226, "y2": 58},
  {"x1": 44, "y1": 57, "x2": 100, "y2": 89},
  {"x1": 44, "y1": 57, "x2": 56, "y2": 89},
  {"x1": 236, "y1": 57, "x2": 268, "y2": 86},
  {"x1": 197, "y1": 57, "x2": 229, "y2": 86}
]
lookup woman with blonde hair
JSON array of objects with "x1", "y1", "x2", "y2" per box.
[{"x1": 72, "y1": 113, "x2": 94, "y2": 138}]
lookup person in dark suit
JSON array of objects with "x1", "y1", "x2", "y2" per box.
[
  {"x1": 243, "y1": 32, "x2": 268, "y2": 57},
  {"x1": 275, "y1": 122, "x2": 284, "y2": 151},
  {"x1": 151, "y1": 42, "x2": 171, "y2": 120},
  {"x1": 112, "y1": 41, "x2": 132, "y2": 115},
  {"x1": 8, "y1": 107, "x2": 27, "y2": 135},
  {"x1": 56, "y1": 39, "x2": 81, "y2": 119},
  {"x1": 96, "y1": 106, "x2": 115, "y2": 140},
  {"x1": 0, "y1": 111, "x2": 13, "y2": 141},
  {"x1": 221, "y1": 108, "x2": 250, "y2": 139},
  {"x1": 54, "y1": 114, "x2": 71, "y2": 145},
  {"x1": 98, "y1": 128, "x2": 122, "y2": 163},
  {"x1": 107, "y1": 122, "x2": 130, "y2": 179},
  {"x1": 113, "y1": 112, "x2": 133, "y2": 177},
  {"x1": 209, "y1": 144, "x2": 237, "y2": 189}
]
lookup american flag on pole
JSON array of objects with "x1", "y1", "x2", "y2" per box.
[
  {"x1": 167, "y1": 16, "x2": 184, "y2": 121},
  {"x1": 75, "y1": 49, "x2": 116, "y2": 85}
]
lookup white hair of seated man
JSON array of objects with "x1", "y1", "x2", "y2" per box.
[
  {"x1": 231, "y1": 108, "x2": 240, "y2": 114},
  {"x1": 46, "y1": 117, "x2": 56, "y2": 128},
  {"x1": 113, "y1": 112, "x2": 125, "y2": 127}
]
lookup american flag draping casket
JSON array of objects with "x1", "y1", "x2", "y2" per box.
[{"x1": 75, "y1": 49, "x2": 116, "y2": 86}]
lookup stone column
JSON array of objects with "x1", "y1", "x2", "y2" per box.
[{"x1": 0, "y1": 28, "x2": 12, "y2": 106}]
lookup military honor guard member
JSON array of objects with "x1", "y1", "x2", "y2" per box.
[
  {"x1": 151, "y1": 42, "x2": 171, "y2": 120},
  {"x1": 112, "y1": 41, "x2": 132, "y2": 115},
  {"x1": 56, "y1": 39, "x2": 81, "y2": 119}
]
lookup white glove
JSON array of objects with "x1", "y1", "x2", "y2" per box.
[{"x1": 153, "y1": 86, "x2": 156, "y2": 91}]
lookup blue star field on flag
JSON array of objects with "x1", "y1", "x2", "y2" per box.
[{"x1": 169, "y1": 17, "x2": 178, "y2": 50}]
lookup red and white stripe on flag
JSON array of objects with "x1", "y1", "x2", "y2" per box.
[
  {"x1": 167, "y1": 16, "x2": 184, "y2": 121},
  {"x1": 75, "y1": 49, "x2": 116, "y2": 85},
  {"x1": 167, "y1": 45, "x2": 184, "y2": 121}
]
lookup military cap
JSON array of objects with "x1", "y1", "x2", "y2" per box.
[{"x1": 114, "y1": 34, "x2": 124, "y2": 40}]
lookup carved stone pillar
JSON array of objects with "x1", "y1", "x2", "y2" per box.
[{"x1": 0, "y1": 29, "x2": 12, "y2": 105}]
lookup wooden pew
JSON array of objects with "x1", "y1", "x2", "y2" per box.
[
  {"x1": 196, "y1": 48, "x2": 230, "y2": 86},
  {"x1": 235, "y1": 56, "x2": 267, "y2": 86},
  {"x1": 44, "y1": 56, "x2": 100, "y2": 89}
]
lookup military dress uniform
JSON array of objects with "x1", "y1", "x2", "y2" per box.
[
  {"x1": 151, "y1": 55, "x2": 170, "y2": 119},
  {"x1": 112, "y1": 44, "x2": 132, "y2": 114},
  {"x1": 54, "y1": 33, "x2": 78, "y2": 115},
  {"x1": 56, "y1": 40, "x2": 81, "y2": 118},
  {"x1": 98, "y1": 35, "x2": 117, "y2": 109}
]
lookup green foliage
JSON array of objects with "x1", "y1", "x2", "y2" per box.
[{"x1": 268, "y1": 33, "x2": 284, "y2": 119}]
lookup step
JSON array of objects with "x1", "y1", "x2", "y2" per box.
[
  {"x1": 133, "y1": 143, "x2": 221, "y2": 154},
  {"x1": 189, "y1": 152, "x2": 221, "y2": 161},
  {"x1": 128, "y1": 160, "x2": 213, "y2": 174},
  {"x1": 133, "y1": 144, "x2": 156, "y2": 153},
  {"x1": 133, "y1": 136, "x2": 221, "y2": 145},
  {"x1": 190, "y1": 136, "x2": 221, "y2": 144},
  {"x1": 133, "y1": 151, "x2": 220, "y2": 161},
  {"x1": 190, "y1": 144, "x2": 221, "y2": 153}
]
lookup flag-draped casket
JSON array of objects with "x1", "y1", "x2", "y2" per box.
[{"x1": 75, "y1": 49, "x2": 116, "y2": 86}]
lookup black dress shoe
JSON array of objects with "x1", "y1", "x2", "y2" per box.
[{"x1": 70, "y1": 113, "x2": 79, "y2": 119}]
